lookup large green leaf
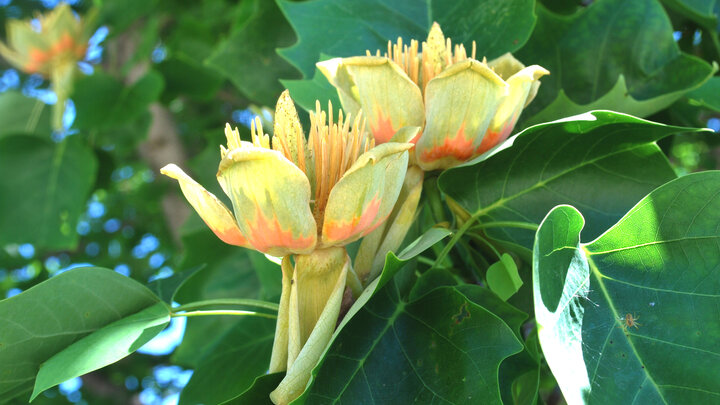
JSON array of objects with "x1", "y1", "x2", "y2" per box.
[
  {"x1": 533, "y1": 171, "x2": 720, "y2": 404},
  {"x1": 0, "y1": 267, "x2": 164, "y2": 402},
  {"x1": 286, "y1": 228, "x2": 524, "y2": 404},
  {"x1": 439, "y1": 111, "x2": 708, "y2": 253},
  {"x1": 206, "y1": 0, "x2": 300, "y2": 106},
  {"x1": 0, "y1": 135, "x2": 97, "y2": 250},
  {"x1": 32, "y1": 302, "x2": 170, "y2": 400},
  {"x1": 278, "y1": 0, "x2": 536, "y2": 104},
  {"x1": 0, "y1": 92, "x2": 52, "y2": 138},
  {"x1": 517, "y1": 0, "x2": 716, "y2": 126},
  {"x1": 300, "y1": 285, "x2": 523, "y2": 404},
  {"x1": 179, "y1": 317, "x2": 275, "y2": 405}
]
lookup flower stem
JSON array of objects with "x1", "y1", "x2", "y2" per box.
[
  {"x1": 172, "y1": 298, "x2": 279, "y2": 313},
  {"x1": 471, "y1": 221, "x2": 538, "y2": 231},
  {"x1": 430, "y1": 211, "x2": 480, "y2": 270},
  {"x1": 25, "y1": 98, "x2": 45, "y2": 133},
  {"x1": 424, "y1": 175, "x2": 447, "y2": 224},
  {"x1": 171, "y1": 310, "x2": 277, "y2": 319}
]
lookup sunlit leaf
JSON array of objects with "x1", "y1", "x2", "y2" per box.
[
  {"x1": 534, "y1": 171, "x2": 720, "y2": 403},
  {"x1": 0, "y1": 267, "x2": 164, "y2": 402},
  {"x1": 32, "y1": 302, "x2": 170, "y2": 400}
]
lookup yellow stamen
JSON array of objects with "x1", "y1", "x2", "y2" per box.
[
  {"x1": 250, "y1": 117, "x2": 271, "y2": 149},
  {"x1": 368, "y1": 22, "x2": 477, "y2": 93},
  {"x1": 224, "y1": 97, "x2": 371, "y2": 233},
  {"x1": 308, "y1": 100, "x2": 373, "y2": 229}
]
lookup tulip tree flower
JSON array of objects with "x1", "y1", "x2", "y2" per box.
[
  {"x1": 319, "y1": 23, "x2": 549, "y2": 282},
  {"x1": 318, "y1": 22, "x2": 549, "y2": 171},
  {"x1": 161, "y1": 91, "x2": 412, "y2": 404},
  {"x1": 0, "y1": 4, "x2": 95, "y2": 130}
]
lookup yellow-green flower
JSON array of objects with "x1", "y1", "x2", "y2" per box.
[
  {"x1": 162, "y1": 91, "x2": 412, "y2": 404},
  {"x1": 0, "y1": 4, "x2": 95, "y2": 129},
  {"x1": 318, "y1": 23, "x2": 549, "y2": 170},
  {"x1": 162, "y1": 91, "x2": 411, "y2": 257}
]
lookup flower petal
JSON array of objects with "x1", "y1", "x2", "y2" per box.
[
  {"x1": 273, "y1": 90, "x2": 311, "y2": 173},
  {"x1": 316, "y1": 58, "x2": 363, "y2": 119},
  {"x1": 476, "y1": 65, "x2": 549, "y2": 155},
  {"x1": 269, "y1": 256, "x2": 293, "y2": 373},
  {"x1": 487, "y1": 52, "x2": 526, "y2": 80},
  {"x1": 321, "y1": 143, "x2": 411, "y2": 246},
  {"x1": 217, "y1": 147, "x2": 317, "y2": 256},
  {"x1": 354, "y1": 165, "x2": 424, "y2": 283},
  {"x1": 318, "y1": 56, "x2": 425, "y2": 144},
  {"x1": 271, "y1": 247, "x2": 349, "y2": 404},
  {"x1": 160, "y1": 164, "x2": 249, "y2": 247},
  {"x1": 417, "y1": 59, "x2": 508, "y2": 170}
]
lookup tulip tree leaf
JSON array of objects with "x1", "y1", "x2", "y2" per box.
[
  {"x1": 517, "y1": 0, "x2": 716, "y2": 126},
  {"x1": 486, "y1": 253, "x2": 523, "y2": 301},
  {"x1": 533, "y1": 171, "x2": 720, "y2": 404},
  {"x1": 0, "y1": 92, "x2": 52, "y2": 138},
  {"x1": 206, "y1": 0, "x2": 300, "y2": 106},
  {"x1": 179, "y1": 317, "x2": 275, "y2": 405},
  {"x1": 278, "y1": 0, "x2": 536, "y2": 77},
  {"x1": 438, "y1": 111, "x2": 710, "y2": 253},
  {"x1": 0, "y1": 267, "x2": 164, "y2": 402},
  {"x1": 685, "y1": 77, "x2": 720, "y2": 112},
  {"x1": 296, "y1": 284, "x2": 523, "y2": 404},
  {"x1": 0, "y1": 135, "x2": 97, "y2": 250},
  {"x1": 32, "y1": 302, "x2": 170, "y2": 400}
]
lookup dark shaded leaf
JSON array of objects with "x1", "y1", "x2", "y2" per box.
[
  {"x1": 206, "y1": 0, "x2": 300, "y2": 106},
  {"x1": 439, "y1": 111, "x2": 705, "y2": 253},
  {"x1": 300, "y1": 285, "x2": 523, "y2": 404},
  {"x1": 179, "y1": 317, "x2": 275, "y2": 405},
  {"x1": 517, "y1": 0, "x2": 716, "y2": 125},
  {"x1": 222, "y1": 373, "x2": 284, "y2": 405}
]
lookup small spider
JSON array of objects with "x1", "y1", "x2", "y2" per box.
[{"x1": 619, "y1": 313, "x2": 641, "y2": 331}]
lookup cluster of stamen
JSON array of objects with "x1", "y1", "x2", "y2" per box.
[
  {"x1": 366, "y1": 26, "x2": 477, "y2": 92},
  {"x1": 241, "y1": 100, "x2": 373, "y2": 230},
  {"x1": 307, "y1": 101, "x2": 372, "y2": 227}
]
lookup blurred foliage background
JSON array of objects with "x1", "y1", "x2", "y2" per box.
[{"x1": 0, "y1": 0, "x2": 718, "y2": 403}]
